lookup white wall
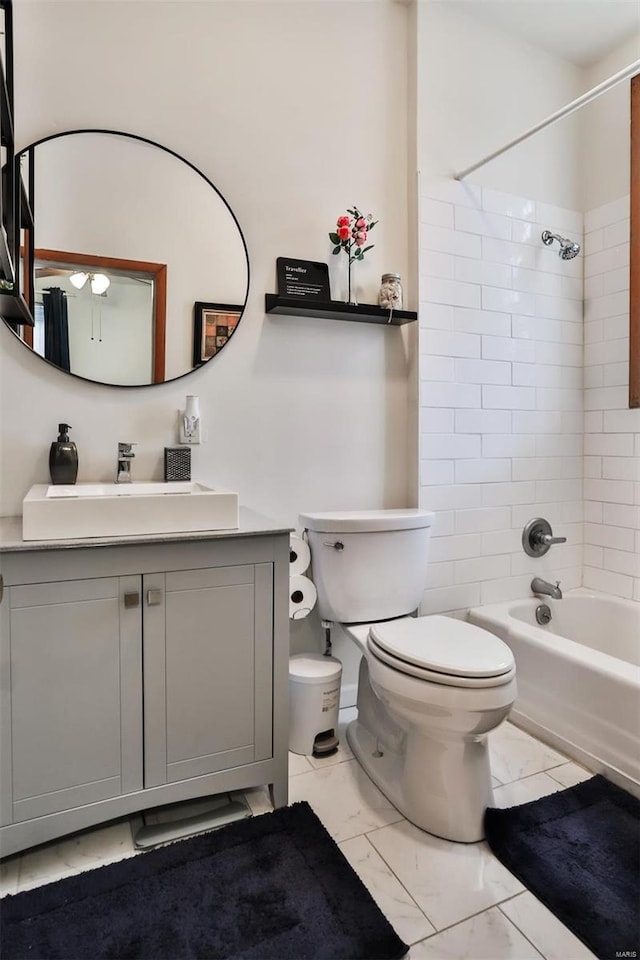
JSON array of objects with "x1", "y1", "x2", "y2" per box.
[
  {"x1": 581, "y1": 31, "x2": 640, "y2": 211},
  {"x1": 0, "y1": 1, "x2": 416, "y2": 692},
  {"x1": 1, "y1": 1, "x2": 414, "y2": 544},
  {"x1": 417, "y1": 1, "x2": 584, "y2": 207}
]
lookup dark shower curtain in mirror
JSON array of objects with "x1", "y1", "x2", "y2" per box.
[{"x1": 43, "y1": 287, "x2": 70, "y2": 372}]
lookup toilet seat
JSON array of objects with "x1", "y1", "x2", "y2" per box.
[{"x1": 368, "y1": 616, "x2": 515, "y2": 689}]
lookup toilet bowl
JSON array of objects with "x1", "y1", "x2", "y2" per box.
[
  {"x1": 300, "y1": 509, "x2": 517, "y2": 843},
  {"x1": 343, "y1": 618, "x2": 516, "y2": 842}
]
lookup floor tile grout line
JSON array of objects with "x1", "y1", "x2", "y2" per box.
[
  {"x1": 408, "y1": 900, "x2": 539, "y2": 947},
  {"x1": 361, "y1": 824, "x2": 530, "y2": 941},
  {"x1": 544, "y1": 759, "x2": 581, "y2": 771},
  {"x1": 493, "y1": 762, "x2": 580, "y2": 787},
  {"x1": 496, "y1": 900, "x2": 551, "y2": 960},
  {"x1": 545, "y1": 760, "x2": 594, "y2": 777},
  {"x1": 546, "y1": 766, "x2": 593, "y2": 787},
  {"x1": 291, "y1": 739, "x2": 580, "y2": 942},
  {"x1": 306, "y1": 750, "x2": 354, "y2": 770},
  {"x1": 352, "y1": 830, "x2": 436, "y2": 936},
  {"x1": 494, "y1": 767, "x2": 566, "y2": 787},
  {"x1": 360, "y1": 809, "x2": 571, "y2": 946}
]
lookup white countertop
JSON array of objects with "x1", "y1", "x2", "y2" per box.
[{"x1": 0, "y1": 508, "x2": 292, "y2": 553}]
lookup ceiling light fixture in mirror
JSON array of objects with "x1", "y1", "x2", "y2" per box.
[{"x1": 5, "y1": 129, "x2": 250, "y2": 387}]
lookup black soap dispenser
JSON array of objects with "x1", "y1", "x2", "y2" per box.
[{"x1": 49, "y1": 424, "x2": 78, "y2": 485}]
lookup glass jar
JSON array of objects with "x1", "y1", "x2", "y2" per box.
[{"x1": 378, "y1": 273, "x2": 403, "y2": 310}]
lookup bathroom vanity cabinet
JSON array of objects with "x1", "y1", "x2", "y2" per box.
[{"x1": 0, "y1": 514, "x2": 290, "y2": 857}]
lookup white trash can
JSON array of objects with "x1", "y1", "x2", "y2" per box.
[{"x1": 289, "y1": 653, "x2": 342, "y2": 757}]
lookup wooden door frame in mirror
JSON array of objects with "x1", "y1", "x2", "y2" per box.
[
  {"x1": 34, "y1": 248, "x2": 167, "y2": 383},
  {"x1": 630, "y1": 74, "x2": 639, "y2": 408}
]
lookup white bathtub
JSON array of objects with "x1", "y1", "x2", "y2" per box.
[{"x1": 468, "y1": 589, "x2": 640, "y2": 796}]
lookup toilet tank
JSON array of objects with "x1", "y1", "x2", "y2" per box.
[{"x1": 299, "y1": 509, "x2": 435, "y2": 623}]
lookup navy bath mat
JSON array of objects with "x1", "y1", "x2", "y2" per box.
[
  {"x1": 0, "y1": 800, "x2": 408, "y2": 960},
  {"x1": 485, "y1": 775, "x2": 640, "y2": 960}
]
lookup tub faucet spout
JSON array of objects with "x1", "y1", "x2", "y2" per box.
[{"x1": 531, "y1": 577, "x2": 562, "y2": 600}]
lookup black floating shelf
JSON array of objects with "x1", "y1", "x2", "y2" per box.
[
  {"x1": 265, "y1": 294, "x2": 417, "y2": 326},
  {"x1": 0, "y1": 291, "x2": 34, "y2": 325}
]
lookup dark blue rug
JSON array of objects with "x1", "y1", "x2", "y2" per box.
[
  {"x1": 0, "y1": 801, "x2": 408, "y2": 959},
  {"x1": 484, "y1": 775, "x2": 640, "y2": 960}
]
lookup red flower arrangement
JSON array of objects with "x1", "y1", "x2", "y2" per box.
[{"x1": 329, "y1": 206, "x2": 377, "y2": 303}]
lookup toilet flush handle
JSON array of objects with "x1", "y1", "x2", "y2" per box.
[{"x1": 323, "y1": 540, "x2": 344, "y2": 551}]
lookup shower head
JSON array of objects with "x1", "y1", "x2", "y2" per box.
[{"x1": 541, "y1": 230, "x2": 581, "y2": 260}]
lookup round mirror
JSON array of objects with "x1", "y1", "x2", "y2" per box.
[{"x1": 6, "y1": 130, "x2": 249, "y2": 386}]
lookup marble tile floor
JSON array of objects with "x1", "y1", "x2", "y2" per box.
[{"x1": 0, "y1": 708, "x2": 597, "y2": 960}]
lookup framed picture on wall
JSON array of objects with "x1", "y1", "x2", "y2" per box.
[{"x1": 193, "y1": 302, "x2": 243, "y2": 366}]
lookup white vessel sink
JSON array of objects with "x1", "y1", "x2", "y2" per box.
[{"x1": 22, "y1": 482, "x2": 239, "y2": 541}]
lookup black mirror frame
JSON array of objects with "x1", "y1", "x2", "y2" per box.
[{"x1": 4, "y1": 128, "x2": 251, "y2": 389}]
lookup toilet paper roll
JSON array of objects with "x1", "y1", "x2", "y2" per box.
[
  {"x1": 289, "y1": 574, "x2": 317, "y2": 620},
  {"x1": 289, "y1": 534, "x2": 311, "y2": 576}
]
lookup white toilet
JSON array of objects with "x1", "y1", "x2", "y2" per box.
[{"x1": 300, "y1": 508, "x2": 517, "y2": 843}]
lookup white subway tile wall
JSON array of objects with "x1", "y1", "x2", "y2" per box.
[
  {"x1": 419, "y1": 182, "x2": 585, "y2": 613},
  {"x1": 583, "y1": 196, "x2": 640, "y2": 602},
  {"x1": 419, "y1": 183, "x2": 639, "y2": 610}
]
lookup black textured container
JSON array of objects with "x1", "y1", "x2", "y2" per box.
[
  {"x1": 164, "y1": 446, "x2": 191, "y2": 482},
  {"x1": 49, "y1": 423, "x2": 78, "y2": 485}
]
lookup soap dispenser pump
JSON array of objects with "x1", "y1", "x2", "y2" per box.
[{"x1": 49, "y1": 423, "x2": 78, "y2": 485}]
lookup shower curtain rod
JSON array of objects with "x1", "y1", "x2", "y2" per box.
[{"x1": 455, "y1": 57, "x2": 640, "y2": 181}]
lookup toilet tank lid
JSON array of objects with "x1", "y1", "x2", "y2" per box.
[{"x1": 299, "y1": 509, "x2": 435, "y2": 533}]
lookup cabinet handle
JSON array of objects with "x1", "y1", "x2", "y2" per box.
[
  {"x1": 147, "y1": 589, "x2": 162, "y2": 606},
  {"x1": 124, "y1": 592, "x2": 140, "y2": 608},
  {"x1": 0, "y1": 574, "x2": 3, "y2": 605}
]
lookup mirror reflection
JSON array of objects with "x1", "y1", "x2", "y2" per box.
[
  {"x1": 33, "y1": 248, "x2": 164, "y2": 384},
  {"x1": 9, "y1": 130, "x2": 249, "y2": 386}
]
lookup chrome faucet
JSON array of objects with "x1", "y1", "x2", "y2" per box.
[
  {"x1": 117, "y1": 442, "x2": 136, "y2": 483},
  {"x1": 531, "y1": 577, "x2": 562, "y2": 600}
]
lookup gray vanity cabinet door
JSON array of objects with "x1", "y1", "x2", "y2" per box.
[
  {"x1": 143, "y1": 563, "x2": 274, "y2": 788},
  {"x1": 2, "y1": 576, "x2": 143, "y2": 825}
]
